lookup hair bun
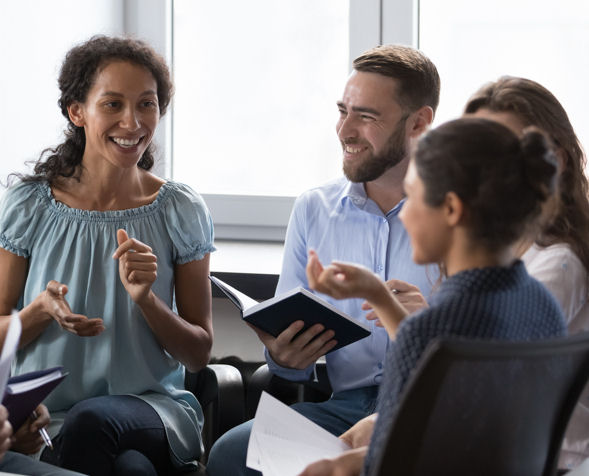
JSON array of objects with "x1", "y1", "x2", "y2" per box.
[{"x1": 520, "y1": 127, "x2": 558, "y2": 201}]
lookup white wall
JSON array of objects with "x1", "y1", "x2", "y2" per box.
[{"x1": 212, "y1": 298, "x2": 266, "y2": 362}]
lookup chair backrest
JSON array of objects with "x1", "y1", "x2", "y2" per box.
[
  {"x1": 185, "y1": 364, "x2": 245, "y2": 462},
  {"x1": 372, "y1": 332, "x2": 589, "y2": 476},
  {"x1": 246, "y1": 363, "x2": 332, "y2": 419}
]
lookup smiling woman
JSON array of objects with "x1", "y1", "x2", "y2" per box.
[
  {"x1": 25, "y1": 35, "x2": 173, "y2": 187},
  {"x1": 61, "y1": 61, "x2": 162, "y2": 209},
  {"x1": 68, "y1": 61, "x2": 159, "y2": 165},
  {"x1": 0, "y1": 36, "x2": 214, "y2": 475}
]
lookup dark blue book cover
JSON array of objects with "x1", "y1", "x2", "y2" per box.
[
  {"x1": 210, "y1": 276, "x2": 371, "y2": 353},
  {"x1": 2, "y1": 367, "x2": 68, "y2": 430}
]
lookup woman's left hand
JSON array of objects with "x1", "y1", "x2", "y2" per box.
[{"x1": 113, "y1": 229, "x2": 157, "y2": 304}]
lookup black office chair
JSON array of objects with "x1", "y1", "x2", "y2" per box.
[
  {"x1": 370, "y1": 332, "x2": 589, "y2": 476},
  {"x1": 184, "y1": 364, "x2": 245, "y2": 464},
  {"x1": 246, "y1": 362, "x2": 332, "y2": 419}
]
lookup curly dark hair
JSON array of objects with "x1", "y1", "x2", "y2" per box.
[
  {"x1": 415, "y1": 118, "x2": 558, "y2": 253},
  {"x1": 465, "y1": 76, "x2": 589, "y2": 274},
  {"x1": 23, "y1": 35, "x2": 173, "y2": 184}
]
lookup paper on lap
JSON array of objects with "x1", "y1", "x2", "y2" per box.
[
  {"x1": 565, "y1": 457, "x2": 589, "y2": 476},
  {"x1": 247, "y1": 392, "x2": 350, "y2": 476}
]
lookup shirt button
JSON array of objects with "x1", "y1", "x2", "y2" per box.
[
  {"x1": 377, "y1": 362, "x2": 383, "y2": 369},
  {"x1": 377, "y1": 265, "x2": 383, "y2": 272}
]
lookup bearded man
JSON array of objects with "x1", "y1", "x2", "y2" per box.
[{"x1": 207, "y1": 44, "x2": 441, "y2": 476}]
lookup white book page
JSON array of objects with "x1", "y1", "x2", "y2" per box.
[
  {"x1": 7, "y1": 369, "x2": 63, "y2": 394},
  {"x1": 246, "y1": 392, "x2": 349, "y2": 475},
  {"x1": 209, "y1": 276, "x2": 259, "y2": 311},
  {"x1": 0, "y1": 312, "x2": 22, "y2": 398}
]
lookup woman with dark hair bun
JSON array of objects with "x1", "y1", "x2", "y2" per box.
[
  {"x1": 300, "y1": 118, "x2": 566, "y2": 476},
  {"x1": 0, "y1": 36, "x2": 213, "y2": 475},
  {"x1": 465, "y1": 76, "x2": 589, "y2": 471}
]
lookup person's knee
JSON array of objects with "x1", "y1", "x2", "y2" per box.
[
  {"x1": 207, "y1": 420, "x2": 253, "y2": 476},
  {"x1": 113, "y1": 449, "x2": 157, "y2": 476},
  {"x1": 60, "y1": 399, "x2": 111, "y2": 441}
]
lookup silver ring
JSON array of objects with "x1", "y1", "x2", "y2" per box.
[{"x1": 391, "y1": 289, "x2": 399, "y2": 294}]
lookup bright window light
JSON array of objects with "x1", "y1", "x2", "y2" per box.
[
  {"x1": 419, "y1": 0, "x2": 589, "y2": 151},
  {"x1": 172, "y1": 0, "x2": 349, "y2": 197}
]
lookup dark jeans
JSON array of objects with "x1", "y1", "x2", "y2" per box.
[
  {"x1": 41, "y1": 395, "x2": 173, "y2": 476},
  {"x1": 0, "y1": 451, "x2": 85, "y2": 476}
]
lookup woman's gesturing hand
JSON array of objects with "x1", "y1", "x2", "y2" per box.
[
  {"x1": 43, "y1": 281, "x2": 104, "y2": 336},
  {"x1": 306, "y1": 250, "x2": 383, "y2": 302},
  {"x1": 113, "y1": 229, "x2": 157, "y2": 304}
]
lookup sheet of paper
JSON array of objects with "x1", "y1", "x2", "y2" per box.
[
  {"x1": 246, "y1": 392, "x2": 349, "y2": 476},
  {"x1": 565, "y1": 457, "x2": 589, "y2": 476},
  {"x1": 0, "y1": 312, "x2": 22, "y2": 398}
]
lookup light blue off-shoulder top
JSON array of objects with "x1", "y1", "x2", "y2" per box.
[{"x1": 0, "y1": 180, "x2": 215, "y2": 468}]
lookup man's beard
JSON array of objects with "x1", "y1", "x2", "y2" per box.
[{"x1": 343, "y1": 121, "x2": 407, "y2": 183}]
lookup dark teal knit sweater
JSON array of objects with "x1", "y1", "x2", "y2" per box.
[{"x1": 364, "y1": 260, "x2": 566, "y2": 475}]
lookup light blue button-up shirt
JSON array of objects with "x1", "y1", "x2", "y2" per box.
[{"x1": 266, "y1": 177, "x2": 436, "y2": 393}]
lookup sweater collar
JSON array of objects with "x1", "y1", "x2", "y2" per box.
[{"x1": 439, "y1": 260, "x2": 529, "y2": 295}]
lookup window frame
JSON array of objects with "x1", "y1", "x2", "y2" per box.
[{"x1": 127, "y1": 0, "x2": 417, "y2": 241}]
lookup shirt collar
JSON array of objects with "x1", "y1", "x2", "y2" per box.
[
  {"x1": 339, "y1": 180, "x2": 406, "y2": 216},
  {"x1": 343, "y1": 181, "x2": 368, "y2": 207}
]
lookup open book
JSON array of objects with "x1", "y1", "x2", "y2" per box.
[
  {"x1": 2, "y1": 367, "x2": 68, "y2": 430},
  {"x1": 247, "y1": 391, "x2": 350, "y2": 476},
  {"x1": 210, "y1": 276, "x2": 370, "y2": 353}
]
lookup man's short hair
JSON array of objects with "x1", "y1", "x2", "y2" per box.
[{"x1": 353, "y1": 44, "x2": 440, "y2": 115}]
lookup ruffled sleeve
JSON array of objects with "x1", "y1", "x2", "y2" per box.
[
  {"x1": 0, "y1": 181, "x2": 47, "y2": 258},
  {"x1": 162, "y1": 182, "x2": 215, "y2": 264}
]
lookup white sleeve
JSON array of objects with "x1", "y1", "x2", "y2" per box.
[{"x1": 524, "y1": 245, "x2": 588, "y2": 327}]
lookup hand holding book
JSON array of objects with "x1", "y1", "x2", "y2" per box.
[
  {"x1": 0, "y1": 405, "x2": 10, "y2": 463},
  {"x1": 248, "y1": 319, "x2": 337, "y2": 370},
  {"x1": 0, "y1": 313, "x2": 68, "y2": 454},
  {"x1": 11, "y1": 405, "x2": 52, "y2": 454},
  {"x1": 209, "y1": 275, "x2": 370, "y2": 354},
  {"x1": 2, "y1": 367, "x2": 68, "y2": 431}
]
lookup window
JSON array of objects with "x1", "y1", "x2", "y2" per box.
[
  {"x1": 172, "y1": 0, "x2": 350, "y2": 240},
  {"x1": 0, "y1": 0, "x2": 124, "y2": 184},
  {"x1": 2, "y1": 0, "x2": 411, "y2": 240},
  {"x1": 419, "y1": 0, "x2": 589, "y2": 151},
  {"x1": 173, "y1": 1, "x2": 349, "y2": 198},
  {"x1": 170, "y1": 0, "x2": 410, "y2": 240},
  {"x1": 12, "y1": 2, "x2": 586, "y2": 244}
]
